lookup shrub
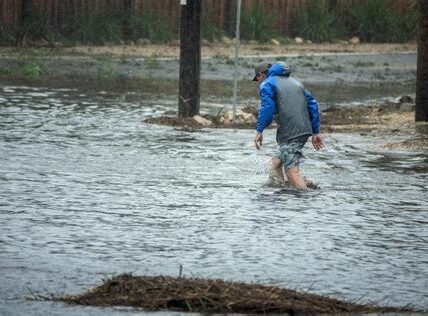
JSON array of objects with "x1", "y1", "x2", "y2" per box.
[
  {"x1": 202, "y1": 12, "x2": 223, "y2": 42},
  {"x1": 394, "y1": 2, "x2": 418, "y2": 42},
  {"x1": 240, "y1": 4, "x2": 278, "y2": 42},
  {"x1": 294, "y1": 0, "x2": 338, "y2": 42},
  {"x1": 346, "y1": 0, "x2": 395, "y2": 42},
  {"x1": 344, "y1": 0, "x2": 418, "y2": 43},
  {"x1": 20, "y1": 61, "x2": 44, "y2": 79},
  {"x1": 18, "y1": 9, "x2": 56, "y2": 43},
  {"x1": 0, "y1": 22, "x2": 15, "y2": 44},
  {"x1": 132, "y1": 10, "x2": 176, "y2": 44},
  {"x1": 74, "y1": 12, "x2": 122, "y2": 45}
]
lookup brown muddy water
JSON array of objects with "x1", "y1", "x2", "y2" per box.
[{"x1": 0, "y1": 84, "x2": 427, "y2": 315}]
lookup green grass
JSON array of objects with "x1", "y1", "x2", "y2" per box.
[
  {"x1": 144, "y1": 57, "x2": 161, "y2": 70},
  {"x1": 96, "y1": 58, "x2": 116, "y2": 80},
  {"x1": 0, "y1": 67, "x2": 12, "y2": 76},
  {"x1": 20, "y1": 61, "x2": 44, "y2": 79},
  {"x1": 254, "y1": 46, "x2": 270, "y2": 51},
  {"x1": 352, "y1": 61, "x2": 375, "y2": 67}
]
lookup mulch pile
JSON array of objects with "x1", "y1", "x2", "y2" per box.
[{"x1": 57, "y1": 274, "x2": 412, "y2": 314}]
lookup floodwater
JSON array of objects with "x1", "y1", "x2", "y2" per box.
[{"x1": 0, "y1": 85, "x2": 427, "y2": 315}]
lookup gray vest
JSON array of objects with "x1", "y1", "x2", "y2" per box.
[{"x1": 274, "y1": 76, "x2": 312, "y2": 144}]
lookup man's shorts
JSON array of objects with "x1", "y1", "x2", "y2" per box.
[{"x1": 274, "y1": 135, "x2": 309, "y2": 170}]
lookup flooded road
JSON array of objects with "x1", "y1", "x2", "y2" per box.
[{"x1": 0, "y1": 86, "x2": 427, "y2": 315}]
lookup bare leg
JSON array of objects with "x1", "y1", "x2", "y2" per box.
[
  {"x1": 284, "y1": 167, "x2": 307, "y2": 189},
  {"x1": 271, "y1": 157, "x2": 284, "y2": 182}
]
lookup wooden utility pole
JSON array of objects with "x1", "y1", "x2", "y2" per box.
[
  {"x1": 416, "y1": 0, "x2": 428, "y2": 122},
  {"x1": 178, "y1": 0, "x2": 202, "y2": 118}
]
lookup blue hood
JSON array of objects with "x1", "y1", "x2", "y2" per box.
[{"x1": 267, "y1": 62, "x2": 291, "y2": 78}]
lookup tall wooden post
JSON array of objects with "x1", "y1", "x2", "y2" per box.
[
  {"x1": 178, "y1": 0, "x2": 202, "y2": 118},
  {"x1": 416, "y1": 0, "x2": 428, "y2": 122}
]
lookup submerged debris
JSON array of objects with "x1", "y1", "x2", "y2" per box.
[
  {"x1": 57, "y1": 274, "x2": 413, "y2": 314},
  {"x1": 143, "y1": 101, "x2": 428, "y2": 150},
  {"x1": 143, "y1": 107, "x2": 257, "y2": 129}
]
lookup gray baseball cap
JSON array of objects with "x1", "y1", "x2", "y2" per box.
[{"x1": 252, "y1": 61, "x2": 272, "y2": 81}]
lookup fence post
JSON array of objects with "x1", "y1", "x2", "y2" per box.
[{"x1": 178, "y1": 0, "x2": 202, "y2": 118}]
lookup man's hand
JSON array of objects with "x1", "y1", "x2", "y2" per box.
[
  {"x1": 254, "y1": 132, "x2": 263, "y2": 150},
  {"x1": 312, "y1": 134, "x2": 325, "y2": 151}
]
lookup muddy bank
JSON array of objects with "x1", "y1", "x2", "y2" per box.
[
  {"x1": 0, "y1": 43, "x2": 416, "y2": 84},
  {"x1": 56, "y1": 274, "x2": 416, "y2": 314},
  {"x1": 144, "y1": 100, "x2": 428, "y2": 150}
]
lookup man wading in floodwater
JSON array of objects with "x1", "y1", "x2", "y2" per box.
[{"x1": 253, "y1": 61, "x2": 324, "y2": 189}]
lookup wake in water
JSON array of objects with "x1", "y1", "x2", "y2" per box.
[{"x1": 249, "y1": 152, "x2": 320, "y2": 190}]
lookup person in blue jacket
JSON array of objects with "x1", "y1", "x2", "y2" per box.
[{"x1": 253, "y1": 61, "x2": 324, "y2": 189}]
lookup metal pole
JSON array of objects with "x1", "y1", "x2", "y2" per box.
[{"x1": 232, "y1": 0, "x2": 242, "y2": 124}]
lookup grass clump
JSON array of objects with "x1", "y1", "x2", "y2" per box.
[
  {"x1": 144, "y1": 57, "x2": 161, "y2": 69},
  {"x1": 0, "y1": 22, "x2": 16, "y2": 45},
  {"x1": 96, "y1": 57, "x2": 116, "y2": 80},
  {"x1": 20, "y1": 61, "x2": 44, "y2": 79},
  {"x1": 74, "y1": 13, "x2": 122, "y2": 45},
  {"x1": 202, "y1": 12, "x2": 223, "y2": 42},
  {"x1": 18, "y1": 49, "x2": 46, "y2": 79},
  {"x1": 291, "y1": 0, "x2": 417, "y2": 43},
  {"x1": 132, "y1": 10, "x2": 176, "y2": 44},
  {"x1": 346, "y1": 0, "x2": 417, "y2": 42},
  {"x1": 294, "y1": 0, "x2": 338, "y2": 43},
  {"x1": 241, "y1": 4, "x2": 278, "y2": 42}
]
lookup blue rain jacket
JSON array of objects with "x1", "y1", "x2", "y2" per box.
[{"x1": 256, "y1": 63, "x2": 320, "y2": 141}]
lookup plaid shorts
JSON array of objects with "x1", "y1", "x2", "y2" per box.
[{"x1": 274, "y1": 135, "x2": 309, "y2": 170}]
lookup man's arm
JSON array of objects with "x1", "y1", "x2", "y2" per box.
[
  {"x1": 304, "y1": 89, "x2": 324, "y2": 150},
  {"x1": 254, "y1": 81, "x2": 276, "y2": 149}
]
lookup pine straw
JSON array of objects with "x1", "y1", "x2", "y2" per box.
[{"x1": 58, "y1": 274, "x2": 412, "y2": 314}]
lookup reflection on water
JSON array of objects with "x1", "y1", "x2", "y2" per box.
[{"x1": 0, "y1": 86, "x2": 427, "y2": 315}]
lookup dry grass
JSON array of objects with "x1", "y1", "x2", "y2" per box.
[
  {"x1": 0, "y1": 42, "x2": 415, "y2": 59},
  {"x1": 57, "y1": 274, "x2": 414, "y2": 314}
]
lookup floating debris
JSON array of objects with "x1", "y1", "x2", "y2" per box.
[{"x1": 57, "y1": 274, "x2": 414, "y2": 314}]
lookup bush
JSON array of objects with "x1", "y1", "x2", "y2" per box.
[
  {"x1": 18, "y1": 9, "x2": 57, "y2": 43},
  {"x1": 240, "y1": 4, "x2": 278, "y2": 42},
  {"x1": 0, "y1": 22, "x2": 15, "y2": 44},
  {"x1": 344, "y1": 0, "x2": 418, "y2": 43},
  {"x1": 345, "y1": 0, "x2": 389, "y2": 42},
  {"x1": 132, "y1": 10, "x2": 176, "y2": 44},
  {"x1": 394, "y1": 2, "x2": 418, "y2": 42},
  {"x1": 74, "y1": 13, "x2": 122, "y2": 45},
  {"x1": 294, "y1": 0, "x2": 338, "y2": 42},
  {"x1": 202, "y1": 12, "x2": 223, "y2": 42},
  {"x1": 20, "y1": 61, "x2": 44, "y2": 79}
]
